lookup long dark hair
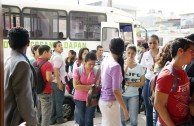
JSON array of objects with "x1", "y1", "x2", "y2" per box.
[
  {"x1": 109, "y1": 38, "x2": 125, "y2": 91},
  {"x1": 78, "y1": 48, "x2": 89, "y2": 63}
]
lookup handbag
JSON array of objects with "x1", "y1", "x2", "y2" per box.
[{"x1": 86, "y1": 68, "x2": 101, "y2": 107}]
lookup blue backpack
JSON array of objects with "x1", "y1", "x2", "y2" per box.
[
  {"x1": 78, "y1": 65, "x2": 97, "y2": 77},
  {"x1": 148, "y1": 64, "x2": 178, "y2": 106}
]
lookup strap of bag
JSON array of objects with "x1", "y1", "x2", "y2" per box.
[
  {"x1": 94, "y1": 68, "x2": 101, "y2": 85},
  {"x1": 38, "y1": 60, "x2": 48, "y2": 68},
  {"x1": 166, "y1": 64, "x2": 178, "y2": 92}
]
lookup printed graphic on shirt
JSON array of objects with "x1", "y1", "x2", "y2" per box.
[{"x1": 125, "y1": 72, "x2": 141, "y2": 82}]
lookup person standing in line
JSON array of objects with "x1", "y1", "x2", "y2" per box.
[
  {"x1": 72, "y1": 48, "x2": 89, "y2": 125},
  {"x1": 65, "y1": 50, "x2": 77, "y2": 94},
  {"x1": 95, "y1": 45, "x2": 104, "y2": 113},
  {"x1": 50, "y1": 41, "x2": 66, "y2": 124},
  {"x1": 140, "y1": 35, "x2": 160, "y2": 126},
  {"x1": 29, "y1": 45, "x2": 40, "y2": 63},
  {"x1": 73, "y1": 52, "x2": 98, "y2": 126},
  {"x1": 152, "y1": 41, "x2": 173, "y2": 126},
  {"x1": 139, "y1": 42, "x2": 149, "y2": 63},
  {"x1": 99, "y1": 38, "x2": 129, "y2": 126},
  {"x1": 121, "y1": 45, "x2": 145, "y2": 126},
  {"x1": 154, "y1": 38, "x2": 194, "y2": 126},
  {"x1": 36, "y1": 45, "x2": 54, "y2": 126},
  {"x1": 96, "y1": 45, "x2": 104, "y2": 68},
  {"x1": 4, "y1": 27, "x2": 37, "y2": 126},
  {"x1": 184, "y1": 34, "x2": 194, "y2": 124}
]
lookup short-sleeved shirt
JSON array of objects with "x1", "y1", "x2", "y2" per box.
[
  {"x1": 73, "y1": 65, "x2": 96, "y2": 101},
  {"x1": 37, "y1": 58, "x2": 54, "y2": 94},
  {"x1": 140, "y1": 51, "x2": 155, "y2": 80},
  {"x1": 122, "y1": 64, "x2": 144, "y2": 97},
  {"x1": 51, "y1": 51, "x2": 66, "y2": 84},
  {"x1": 100, "y1": 57, "x2": 123, "y2": 101},
  {"x1": 156, "y1": 67, "x2": 190, "y2": 125}
]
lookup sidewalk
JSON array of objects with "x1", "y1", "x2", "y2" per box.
[{"x1": 51, "y1": 112, "x2": 146, "y2": 126}]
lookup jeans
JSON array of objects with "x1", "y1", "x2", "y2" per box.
[
  {"x1": 143, "y1": 79, "x2": 153, "y2": 126},
  {"x1": 37, "y1": 93, "x2": 52, "y2": 126},
  {"x1": 74, "y1": 106, "x2": 80, "y2": 123},
  {"x1": 50, "y1": 82, "x2": 65, "y2": 122},
  {"x1": 121, "y1": 95, "x2": 139, "y2": 126},
  {"x1": 153, "y1": 108, "x2": 158, "y2": 126},
  {"x1": 74, "y1": 100, "x2": 96, "y2": 126}
]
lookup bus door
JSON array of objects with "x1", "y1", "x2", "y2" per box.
[{"x1": 101, "y1": 22, "x2": 120, "y2": 52}]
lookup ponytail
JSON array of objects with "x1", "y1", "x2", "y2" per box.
[{"x1": 117, "y1": 55, "x2": 125, "y2": 91}]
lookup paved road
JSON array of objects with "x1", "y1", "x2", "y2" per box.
[{"x1": 52, "y1": 112, "x2": 146, "y2": 126}]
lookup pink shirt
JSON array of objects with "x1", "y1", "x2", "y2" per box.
[{"x1": 73, "y1": 66, "x2": 96, "y2": 101}]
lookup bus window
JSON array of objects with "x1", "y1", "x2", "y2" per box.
[
  {"x1": 102, "y1": 27, "x2": 119, "y2": 52},
  {"x1": 23, "y1": 8, "x2": 67, "y2": 40},
  {"x1": 2, "y1": 6, "x2": 21, "y2": 38},
  {"x1": 120, "y1": 25, "x2": 133, "y2": 44},
  {"x1": 70, "y1": 12, "x2": 106, "y2": 41}
]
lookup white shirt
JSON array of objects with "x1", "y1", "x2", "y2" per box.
[{"x1": 140, "y1": 51, "x2": 155, "y2": 80}]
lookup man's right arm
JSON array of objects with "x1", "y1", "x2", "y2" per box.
[
  {"x1": 12, "y1": 61, "x2": 37, "y2": 126},
  {"x1": 154, "y1": 91, "x2": 175, "y2": 126}
]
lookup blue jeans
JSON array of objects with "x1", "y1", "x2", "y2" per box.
[
  {"x1": 74, "y1": 106, "x2": 80, "y2": 123},
  {"x1": 50, "y1": 82, "x2": 65, "y2": 122},
  {"x1": 153, "y1": 108, "x2": 158, "y2": 126},
  {"x1": 74, "y1": 100, "x2": 96, "y2": 126},
  {"x1": 37, "y1": 93, "x2": 52, "y2": 126},
  {"x1": 121, "y1": 95, "x2": 139, "y2": 126},
  {"x1": 143, "y1": 79, "x2": 153, "y2": 126}
]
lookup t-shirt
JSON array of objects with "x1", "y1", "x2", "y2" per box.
[
  {"x1": 140, "y1": 51, "x2": 155, "y2": 80},
  {"x1": 100, "y1": 57, "x2": 123, "y2": 101},
  {"x1": 37, "y1": 58, "x2": 54, "y2": 94},
  {"x1": 156, "y1": 67, "x2": 190, "y2": 125},
  {"x1": 73, "y1": 65, "x2": 97, "y2": 101},
  {"x1": 51, "y1": 51, "x2": 66, "y2": 84},
  {"x1": 122, "y1": 64, "x2": 144, "y2": 97}
]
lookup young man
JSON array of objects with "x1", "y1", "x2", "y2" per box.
[
  {"x1": 96, "y1": 45, "x2": 104, "y2": 68},
  {"x1": 4, "y1": 27, "x2": 37, "y2": 126},
  {"x1": 50, "y1": 41, "x2": 66, "y2": 124},
  {"x1": 154, "y1": 38, "x2": 194, "y2": 126},
  {"x1": 37, "y1": 45, "x2": 54, "y2": 126}
]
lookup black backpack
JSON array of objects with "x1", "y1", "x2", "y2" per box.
[{"x1": 32, "y1": 60, "x2": 47, "y2": 94}]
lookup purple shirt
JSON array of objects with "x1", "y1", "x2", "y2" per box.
[{"x1": 100, "y1": 57, "x2": 123, "y2": 101}]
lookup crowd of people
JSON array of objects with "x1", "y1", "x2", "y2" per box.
[{"x1": 4, "y1": 26, "x2": 194, "y2": 126}]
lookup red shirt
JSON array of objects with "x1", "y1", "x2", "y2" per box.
[
  {"x1": 156, "y1": 67, "x2": 190, "y2": 125},
  {"x1": 37, "y1": 58, "x2": 54, "y2": 94}
]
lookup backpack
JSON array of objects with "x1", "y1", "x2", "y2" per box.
[
  {"x1": 32, "y1": 60, "x2": 47, "y2": 94},
  {"x1": 78, "y1": 65, "x2": 97, "y2": 77},
  {"x1": 148, "y1": 64, "x2": 178, "y2": 106}
]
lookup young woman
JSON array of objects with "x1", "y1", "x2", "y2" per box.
[
  {"x1": 73, "y1": 52, "x2": 98, "y2": 126},
  {"x1": 29, "y1": 44, "x2": 40, "y2": 63},
  {"x1": 121, "y1": 45, "x2": 144, "y2": 126},
  {"x1": 73, "y1": 48, "x2": 89, "y2": 71},
  {"x1": 140, "y1": 34, "x2": 160, "y2": 126},
  {"x1": 99, "y1": 38, "x2": 129, "y2": 126},
  {"x1": 152, "y1": 41, "x2": 172, "y2": 126},
  {"x1": 72, "y1": 47, "x2": 89, "y2": 125},
  {"x1": 65, "y1": 50, "x2": 76, "y2": 94}
]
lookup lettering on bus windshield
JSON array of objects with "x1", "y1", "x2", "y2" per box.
[{"x1": 3, "y1": 40, "x2": 87, "y2": 49}]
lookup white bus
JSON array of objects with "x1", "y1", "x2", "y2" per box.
[{"x1": 2, "y1": 0, "x2": 137, "y2": 59}]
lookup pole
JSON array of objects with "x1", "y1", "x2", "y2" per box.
[
  {"x1": 0, "y1": 0, "x2": 4, "y2": 125},
  {"x1": 78, "y1": 0, "x2": 79, "y2": 5},
  {"x1": 107, "y1": 0, "x2": 112, "y2": 7}
]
